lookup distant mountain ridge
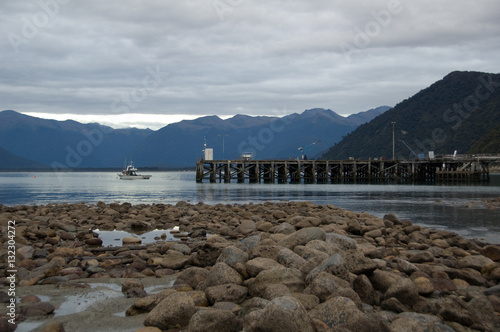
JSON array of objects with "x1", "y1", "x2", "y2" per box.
[
  {"x1": 321, "y1": 71, "x2": 500, "y2": 160},
  {"x1": 128, "y1": 107, "x2": 390, "y2": 168},
  {"x1": 0, "y1": 107, "x2": 389, "y2": 169}
]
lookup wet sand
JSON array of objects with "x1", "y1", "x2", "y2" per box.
[{"x1": 14, "y1": 277, "x2": 175, "y2": 332}]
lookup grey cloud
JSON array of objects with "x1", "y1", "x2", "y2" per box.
[{"x1": 1, "y1": 0, "x2": 499, "y2": 123}]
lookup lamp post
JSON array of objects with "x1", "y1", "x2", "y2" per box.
[
  {"x1": 391, "y1": 122, "x2": 396, "y2": 161},
  {"x1": 218, "y1": 134, "x2": 228, "y2": 160}
]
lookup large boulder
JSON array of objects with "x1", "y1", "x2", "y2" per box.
[
  {"x1": 217, "y1": 246, "x2": 249, "y2": 268},
  {"x1": 192, "y1": 242, "x2": 229, "y2": 267},
  {"x1": 235, "y1": 219, "x2": 256, "y2": 235},
  {"x1": 305, "y1": 254, "x2": 348, "y2": 283},
  {"x1": 353, "y1": 274, "x2": 378, "y2": 305},
  {"x1": 20, "y1": 302, "x2": 55, "y2": 316},
  {"x1": 369, "y1": 269, "x2": 402, "y2": 293},
  {"x1": 308, "y1": 296, "x2": 366, "y2": 329},
  {"x1": 245, "y1": 257, "x2": 282, "y2": 278},
  {"x1": 457, "y1": 255, "x2": 494, "y2": 271},
  {"x1": 245, "y1": 296, "x2": 314, "y2": 332},
  {"x1": 249, "y1": 267, "x2": 305, "y2": 297},
  {"x1": 293, "y1": 246, "x2": 329, "y2": 262},
  {"x1": 152, "y1": 253, "x2": 190, "y2": 270},
  {"x1": 278, "y1": 228, "x2": 326, "y2": 249},
  {"x1": 384, "y1": 278, "x2": 419, "y2": 307},
  {"x1": 277, "y1": 248, "x2": 308, "y2": 270},
  {"x1": 188, "y1": 309, "x2": 242, "y2": 332},
  {"x1": 205, "y1": 284, "x2": 248, "y2": 305},
  {"x1": 201, "y1": 263, "x2": 243, "y2": 290},
  {"x1": 390, "y1": 312, "x2": 454, "y2": 332},
  {"x1": 305, "y1": 272, "x2": 357, "y2": 303},
  {"x1": 481, "y1": 245, "x2": 500, "y2": 261},
  {"x1": 342, "y1": 250, "x2": 377, "y2": 275},
  {"x1": 174, "y1": 267, "x2": 209, "y2": 290},
  {"x1": 326, "y1": 233, "x2": 356, "y2": 250},
  {"x1": 144, "y1": 291, "x2": 197, "y2": 330}
]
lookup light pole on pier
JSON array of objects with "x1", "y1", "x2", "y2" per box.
[
  {"x1": 219, "y1": 134, "x2": 228, "y2": 160},
  {"x1": 391, "y1": 122, "x2": 396, "y2": 161}
]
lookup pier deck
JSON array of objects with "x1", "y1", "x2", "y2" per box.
[{"x1": 196, "y1": 157, "x2": 494, "y2": 183}]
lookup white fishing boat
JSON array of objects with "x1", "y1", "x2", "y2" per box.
[{"x1": 117, "y1": 162, "x2": 152, "y2": 180}]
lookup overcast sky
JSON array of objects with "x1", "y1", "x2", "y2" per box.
[{"x1": 1, "y1": 0, "x2": 499, "y2": 129}]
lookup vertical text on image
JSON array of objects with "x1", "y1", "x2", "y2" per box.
[{"x1": 6, "y1": 220, "x2": 17, "y2": 325}]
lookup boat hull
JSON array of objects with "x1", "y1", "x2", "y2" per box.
[{"x1": 117, "y1": 174, "x2": 152, "y2": 180}]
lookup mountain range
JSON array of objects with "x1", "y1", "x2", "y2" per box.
[
  {"x1": 0, "y1": 107, "x2": 389, "y2": 170},
  {"x1": 3, "y1": 70, "x2": 497, "y2": 170},
  {"x1": 321, "y1": 71, "x2": 500, "y2": 160}
]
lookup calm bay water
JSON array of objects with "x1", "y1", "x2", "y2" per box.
[{"x1": 1, "y1": 171, "x2": 499, "y2": 243}]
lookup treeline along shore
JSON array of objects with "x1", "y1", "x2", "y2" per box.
[{"x1": 1, "y1": 201, "x2": 500, "y2": 331}]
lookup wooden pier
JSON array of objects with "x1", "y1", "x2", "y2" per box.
[{"x1": 196, "y1": 157, "x2": 493, "y2": 184}]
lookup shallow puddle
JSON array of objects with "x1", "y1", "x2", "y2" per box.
[
  {"x1": 94, "y1": 228, "x2": 188, "y2": 247},
  {"x1": 16, "y1": 277, "x2": 177, "y2": 332},
  {"x1": 89, "y1": 282, "x2": 123, "y2": 292},
  {"x1": 54, "y1": 289, "x2": 123, "y2": 317}
]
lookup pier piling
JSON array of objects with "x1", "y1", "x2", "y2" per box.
[{"x1": 196, "y1": 155, "x2": 497, "y2": 184}]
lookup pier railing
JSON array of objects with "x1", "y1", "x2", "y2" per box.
[{"x1": 196, "y1": 158, "x2": 494, "y2": 184}]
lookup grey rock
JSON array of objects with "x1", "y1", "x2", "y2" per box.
[
  {"x1": 380, "y1": 297, "x2": 407, "y2": 313},
  {"x1": 262, "y1": 284, "x2": 292, "y2": 300},
  {"x1": 174, "y1": 266, "x2": 209, "y2": 290},
  {"x1": 237, "y1": 235, "x2": 261, "y2": 252},
  {"x1": 188, "y1": 309, "x2": 242, "y2": 332},
  {"x1": 305, "y1": 239, "x2": 342, "y2": 255},
  {"x1": 446, "y1": 267, "x2": 488, "y2": 286},
  {"x1": 278, "y1": 227, "x2": 326, "y2": 250},
  {"x1": 277, "y1": 248, "x2": 308, "y2": 270},
  {"x1": 274, "y1": 222, "x2": 296, "y2": 235},
  {"x1": 306, "y1": 254, "x2": 348, "y2": 284},
  {"x1": 144, "y1": 291, "x2": 197, "y2": 330},
  {"x1": 409, "y1": 251, "x2": 434, "y2": 263},
  {"x1": 369, "y1": 269, "x2": 402, "y2": 293},
  {"x1": 397, "y1": 258, "x2": 419, "y2": 275},
  {"x1": 353, "y1": 274, "x2": 378, "y2": 305},
  {"x1": 467, "y1": 295, "x2": 500, "y2": 331},
  {"x1": 342, "y1": 250, "x2": 378, "y2": 275},
  {"x1": 86, "y1": 266, "x2": 106, "y2": 275},
  {"x1": 385, "y1": 278, "x2": 419, "y2": 307},
  {"x1": 249, "y1": 267, "x2": 305, "y2": 297},
  {"x1": 20, "y1": 302, "x2": 56, "y2": 316},
  {"x1": 390, "y1": 312, "x2": 454, "y2": 332},
  {"x1": 169, "y1": 243, "x2": 192, "y2": 255},
  {"x1": 326, "y1": 233, "x2": 357, "y2": 250},
  {"x1": 249, "y1": 244, "x2": 282, "y2": 260},
  {"x1": 157, "y1": 253, "x2": 190, "y2": 270},
  {"x1": 457, "y1": 255, "x2": 494, "y2": 271},
  {"x1": 245, "y1": 257, "x2": 282, "y2": 278},
  {"x1": 192, "y1": 242, "x2": 228, "y2": 267},
  {"x1": 291, "y1": 293, "x2": 320, "y2": 310},
  {"x1": 201, "y1": 262, "x2": 243, "y2": 290},
  {"x1": 294, "y1": 246, "x2": 329, "y2": 261},
  {"x1": 308, "y1": 296, "x2": 365, "y2": 329},
  {"x1": 217, "y1": 246, "x2": 249, "y2": 269},
  {"x1": 236, "y1": 219, "x2": 257, "y2": 235},
  {"x1": 205, "y1": 284, "x2": 248, "y2": 305},
  {"x1": 485, "y1": 284, "x2": 500, "y2": 296},
  {"x1": 437, "y1": 296, "x2": 473, "y2": 326},
  {"x1": 239, "y1": 297, "x2": 270, "y2": 318},
  {"x1": 305, "y1": 272, "x2": 353, "y2": 303},
  {"x1": 246, "y1": 296, "x2": 314, "y2": 332},
  {"x1": 17, "y1": 245, "x2": 35, "y2": 260}
]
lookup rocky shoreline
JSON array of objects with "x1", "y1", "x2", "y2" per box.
[{"x1": 1, "y1": 201, "x2": 499, "y2": 331}]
